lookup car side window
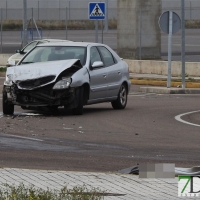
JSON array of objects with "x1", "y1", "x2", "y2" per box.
[
  {"x1": 90, "y1": 47, "x2": 102, "y2": 66},
  {"x1": 98, "y1": 46, "x2": 115, "y2": 67}
]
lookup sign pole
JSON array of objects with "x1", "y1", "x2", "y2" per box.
[
  {"x1": 95, "y1": 20, "x2": 98, "y2": 43},
  {"x1": 181, "y1": 0, "x2": 186, "y2": 89},
  {"x1": 102, "y1": 20, "x2": 103, "y2": 43},
  {"x1": 167, "y1": 11, "x2": 173, "y2": 88},
  {"x1": 89, "y1": 2, "x2": 105, "y2": 43},
  {"x1": 105, "y1": 0, "x2": 108, "y2": 32}
]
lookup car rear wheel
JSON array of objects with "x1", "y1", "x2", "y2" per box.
[
  {"x1": 111, "y1": 83, "x2": 127, "y2": 109},
  {"x1": 73, "y1": 86, "x2": 84, "y2": 115},
  {"x1": 3, "y1": 90, "x2": 14, "y2": 115}
]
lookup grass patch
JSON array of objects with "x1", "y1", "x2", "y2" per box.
[
  {"x1": 0, "y1": 68, "x2": 6, "y2": 72},
  {"x1": 185, "y1": 20, "x2": 200, "y2": 28},
  {"x1": 188, "y1": 77, "x2": 196, "y2": 82},
  {"x1": 1, "y1": 19, "x2": 117, "y2": 31},
  {"x1": 0, "y1": 183, "x2": 104, "y2": 200}
]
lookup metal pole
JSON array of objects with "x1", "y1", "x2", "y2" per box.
[
  {"x1": 6, "y1": 1, "x2": 7, "y2": 19},
  {"x1": 1, "y1": 8, "x2": 3, "y2": 53},
  {"x1": 167, "y1": 11, "x2": 173, "y2": 88},
  {"x1": 66, "y1": 7, "x2": 68, "y2": 40},
  {"x1": 101, "y1": 20, "x2": 103, "y2": 43},
  {"x1": 23, "y1": 0, "x2": 28, "y2": 47},
  {"x1": 139, "y1": 8, "x2": 142, "y2": 60},
  {"x1": 32, "y1": 8, "x2": 33, "y2": 41},
  {"x1": 181, "y1": 0, "x2": 186, "y2": 89},
  {"x1": 95, "y1": 20, "x2": 98, "y2": 43},
  {"x1": 105, "y1": 0, "x2": 108, "y2": 32},
  {"x1": 38, "y1": 1, "x2": 39, "y2": 20},
  {"x1": 59, "y1": 0, "x2": 60, "y2": 21},
  {"x1": 190, "y1": 1, "x2": 192, "y2": 20},
  {"x1": 69, "y1": 1, "x2": 70, "y2": 20}
]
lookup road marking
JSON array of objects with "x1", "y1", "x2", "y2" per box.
[
  {"x1": 175, "y1": 110, "x2": 200, "y2": 127},
  {"x1": 63, "y1": 128, "x2": 73, "y2": 130},
  {"x1": 0, "y1": 133, "x2": 43, "y2": 142}
]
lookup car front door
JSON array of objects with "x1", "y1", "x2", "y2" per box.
[
  {"x1": 98, "y1": 46, "x2": 122, "y2": 98},
  {"x1": 88, "y1": 46, "x2": 108, "y2": 101}
]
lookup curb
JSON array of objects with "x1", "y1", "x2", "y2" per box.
[
  {"x1": 130, "y1": 79, "x2": 200, "y2": 88},
  {"x1": 140, "y1": 87, "x2": 200, "y2": 94},
  {"x1": 0, "y1": 72, "x2": 6, "y2": 77}
]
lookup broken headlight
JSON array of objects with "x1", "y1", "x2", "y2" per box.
[
  {"x1": 4, "y1": 74, "x2": 13, "y2": 86},
  {"x1": 53, "y1": 77, "x2": 71, "y2": 90}
]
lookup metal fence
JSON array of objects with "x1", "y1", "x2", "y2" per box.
[
  {"x1": 1, "y1": 0, "x2": 200, "y2": 20},
  {"x1": 0, "y1": 0, "x2": 117, "y2": 20},
  {"x1": 0, "y1": 0, "x2": 200, "y2": 62},
  {"x1": 162, "y1": 0, "x2": 200, "y2": 20},
  {"x1": 0, "y1": 8, "x2": 117, "y2": 21}
]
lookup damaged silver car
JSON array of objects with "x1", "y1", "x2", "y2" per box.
[{"x1": 3, "y1": 42, "x2": 131, "y2": 115}]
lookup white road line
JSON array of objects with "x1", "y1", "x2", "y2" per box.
[
  {"x1": 1, "y1": 133, "x2": 43, "y2": 142},
  {"x1": 175, "y1": 110, "x2": 200, "y2": 127},
  {"x1": 63, "y1": 127, "x2": 73, "y2": 130}
]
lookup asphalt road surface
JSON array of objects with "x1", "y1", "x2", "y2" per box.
[
  {"x1": 0, "y1": 85, "x2": 200, "y2": 172},
  {"x1": 1, "y1": 29, "x2": 200, "y2": 62}
]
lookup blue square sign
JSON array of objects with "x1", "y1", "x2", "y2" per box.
[{"x1": 89, "y1": 2, "x2": 105, "y2": 20}]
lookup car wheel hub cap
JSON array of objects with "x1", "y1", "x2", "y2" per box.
[{"x1": 120, "y1": 86, "x2": 126, "y2": 105}]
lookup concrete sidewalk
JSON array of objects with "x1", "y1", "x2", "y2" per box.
[{"x1": 0, "y1": 168, "x2": 180, "y2": 200}]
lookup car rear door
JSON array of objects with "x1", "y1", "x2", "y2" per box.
[
  {"x1": 98, "y1": 46, "x2": 122, "y2": 98},
  {"x1": 88, "y1": 46, "x2": 108, "y2": 101}
]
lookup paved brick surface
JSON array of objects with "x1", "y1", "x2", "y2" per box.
[{"x1": 0, "y1": 168, "x2": 182, "y2": 200}]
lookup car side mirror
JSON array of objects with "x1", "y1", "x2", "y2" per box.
[
  {"x1": 16, "y1": 49, "x2": 24, "y2": 54},
  {"x1": 92, "y1": 61, "x2": 103, "y2": 68}
]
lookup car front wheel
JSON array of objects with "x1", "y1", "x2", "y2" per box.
[
  {"x1": 2, "y1": 90, "x2": 14, "y2": 115},
  {"x1": 73, "y1": 86, "x2": 84, "y2": 115},
  {"x1": 111, "y1": 83, "x2": 127, "y2": 109}
]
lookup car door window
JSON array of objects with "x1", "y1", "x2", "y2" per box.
[
  {"x1": 98, "y1": 46, "x2": 115, "y2": 67},
  {"x1": 90, "y1": 47, "x2": 102, "y2": 66}
]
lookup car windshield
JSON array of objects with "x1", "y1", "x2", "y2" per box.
[{"x1": 21, "y1": 46, "x2": 87, "y2": 65}]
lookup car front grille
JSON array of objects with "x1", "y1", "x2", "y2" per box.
[{"x1": 18, "y1": 75, "x2": 56, "y2": 89}]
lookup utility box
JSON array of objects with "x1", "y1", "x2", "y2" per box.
[{"x1": 117, "y1": 0, "x2": 161, "y2": 59}]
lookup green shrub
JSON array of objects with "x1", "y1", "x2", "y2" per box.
[
  {"x1": 0, "y1": 68, "x2": 6, "y2": 72},
  {"x1": 0, "y1": 183, "x2": 104, "y2": 200}
]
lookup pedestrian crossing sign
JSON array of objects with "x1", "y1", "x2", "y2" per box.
[{"x1": 89, "y1": 2, "x2": 105, "y2": 20}]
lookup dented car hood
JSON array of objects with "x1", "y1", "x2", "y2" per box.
[{"x1": 6, "y1": 59, "x2": 80, "y2": 83}]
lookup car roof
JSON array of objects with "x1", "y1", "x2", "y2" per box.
[
  {"x1": 35, "y1": 39, "x2": 72, "y2": 42},
  {"x1": 37, "y1": 42, "x2": 105, "y2": 47}
]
